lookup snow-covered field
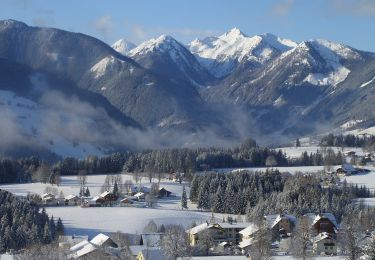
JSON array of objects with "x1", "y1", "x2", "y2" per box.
[
  {"x1": 0, "y1": 174, "x2": 222, "y2": 238},
  {"x1": 277, "y1": 146, "x2": 366, "y2": 159},
  {"x1": 216, "y1": 165, "x2": 327, "y2": 174}
]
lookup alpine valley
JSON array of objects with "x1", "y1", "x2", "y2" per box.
[{"x1": 1, "y1": 20, "x2": 375, "y2": 159}]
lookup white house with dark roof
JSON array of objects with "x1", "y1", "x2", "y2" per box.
[{"x1": 312, "y1": 232, "x2": 337, "y2": 255}]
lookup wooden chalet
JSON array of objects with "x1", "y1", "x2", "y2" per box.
[{"x1": 158, "y1": 188, "x2": 172, "y2": 198}]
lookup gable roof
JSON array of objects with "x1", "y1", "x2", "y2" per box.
[
  {"x1": 265, "y1": 214, "x2": 296, "y2": 229},
  {"x1": 99, "y1": 191, "x2": 111, "y2": 198},
  {"x1": 312, "y1": 213, "x2": 338, "y2": 228},
  {"x1": 239, "y1": 223, "x2": 259, "y2": 237},
  {"x1": 219, "y1": 222, "x2": 253, "y2": 229},
  {"x1": 238, "y1": 238, "x2": 256, "y2": 249},
  {"x1": 90, "y1": 233, "x2": 112, "y2": 247},
  {"x1": 187, "y1": 223, "x2": 220, "y2": 235},
  {"x1": 70, "y1": 240, "x2": 90, "y2": 252},
  {"x1": 65, "y1": 194, "x2": 79, "y2": 200}
]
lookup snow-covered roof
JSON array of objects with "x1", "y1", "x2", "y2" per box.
[
  {"x1": 238, "y1": 238, "x2": 256, "y2": 249},
  {"x1": 265, "y1": 214, "x2": 296, "y2": 228},
  {"x1": 134, "y1": 192, "x2": 145, "y2": 197},
  {"x1": 70, "y1": 240, "x2": 90, "y2": 252},
  {"x1": 312, "y1": 213, "x2": 338, "y2": 228},
  {"x1": 90, "y1": 233, "x2": 111, "y2": 247},
  {"x1": 219, "y1": 222, "x2": 253, "y2": 229},
  {"x1": 312, "y1": 232, "x2": 335, "y2": 243},
  {"x1": 41, "y1": 193, "x2": 55, "y2": 199},
  {"x1": 341, "y1": 163, "x2": 357, "y2": 173},
  {"x1": 239, "y1": 223, "x2": 259, "y2": 237},
  {"x1": 99, "y1": 191, "x2": 111, "y2": 198},
  {"x1": 65, "y1": 194, "x2": 78, "y2": 200},
  {"x1": 187, "y1": 223, "x2": 218, "y2": 235},
  {"x1": 73, "y1": 243, "x2": 97, "y2": 258}
]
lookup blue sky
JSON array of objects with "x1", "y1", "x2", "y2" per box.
[{"x1": 1, "y1": 0, "x2": 375, "y2": 51}]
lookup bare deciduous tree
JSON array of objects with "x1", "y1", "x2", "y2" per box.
[
  {"x1": 161, "y1": 225, "x2": 191, "y2": 260},
  {"x1": 291, "y1": 217, "x2": 314, "y2": 260},
  {"x1": 339, "y1": 209, "x2": 364, "y2": 260}
]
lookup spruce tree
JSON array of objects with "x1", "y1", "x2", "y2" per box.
[
  {"x1": 113, "y1": 181, "x2": 119, "y2": 196},
  {"x1": 56, "y1": 218, "x2": 64, "y2": 236},
  {"x1": 296, "y1": 138, "x2": 301, "y2": 147},
  {"x1": 84, "y1": 187, "x2": 91, "y2": 197},
  {"x1": 181, "y1": 185, "x2": 188, "y2": 209}
]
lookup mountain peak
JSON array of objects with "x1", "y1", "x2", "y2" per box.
[
  {"x1": 111, "y1": 38, "x2": 136, "y2": 55},
  {"x1": 129, "y1": 34, "x2": 184, "y2": 57},
  {"x1": 0, "y1": 19, "x2": 28, "y2": 30},
  {"x1": 220, "y1": 27, "x2": 247, "y2": 41}
]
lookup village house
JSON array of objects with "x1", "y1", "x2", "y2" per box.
[
  {"x1": 84, "y1": 191, "x2": 118, "y2": 207},
  {"x1": 344, "y1": 150, "x2": 356, "y2": 157},
  {"x1": 187, "y1": 223, "x2": 226, "y2": 246},
  {"x1": 41, "y1": 193, "x2": 58, "y2": 206},
  {"x1": 312, "y1": 232, "x2": 337, "y2": 255},
  {"x1": 336, "y1": 163, "x2": 358, "y2": 176},
  {"x1": 120, "y1": 197, "x2": 135, "y2": 206},
  {"x1": 265, "y1": 213, "x2": 297, "y2": 239},
  {"x1": 303, "y1": 213, "x2": 338, "y2": 237},
  {"x1": 158, "y1": 188, "x2": 172, "y2": 198},
  {"x1": 219, "y1": 222, "x2": 253, "y2": 244},
  {"x1": 68, "y1": 233, "x2": 118, "y2": 259},
  {"x1": 64, "y1": 194, "x2": 80, "y2": 206},
  {"x1": 187, "y1": 222, "x2": 254, "y2": 247},
  {"x1": 238, "y1": 223, "x2": 259, "y2": 253},
  {"x1": 128, "y1": 186, "x2": 150, "y2": 196},
  {"x1": 59, "y1": 235, "x2": 89, "y2": 250}
]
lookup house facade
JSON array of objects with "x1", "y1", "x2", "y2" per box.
[{"x1": 312, "y1": 232, "x2": 337, "y2": 255}]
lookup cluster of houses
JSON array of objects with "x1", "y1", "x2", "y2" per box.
[
  {"x1": 60, "y1": 233, "x2": 165, "y2": 259},
  {"x1": 40, "y1": 185, "x2": 173, "y2": 208},
  {"x1": 187, "y1": 212, "x2": 340, "y2": 257},
  {"x1": 335, "y1": 163, "x2": 371, "y2": 176}
]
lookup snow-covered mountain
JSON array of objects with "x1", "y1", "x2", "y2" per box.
[
  {"x1": 111, "y1": 38, "x2": 136, "y2": 55},
  {"x1": 1, "y1": 19, "x2": 375, "y2": 158},
  {"x1": 129, "y1": 34, "x2": 214, "y2": 86},
  {"x1": 189, "y1": 28, "x2": 297, "y2": 78}
]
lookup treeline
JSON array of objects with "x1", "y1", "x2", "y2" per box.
[
  {"x1": 189, "y1": 170, "x2": 373, "y2": 222},
  {"x1": 0, "y1": 138, "x2": 349, "y2": 184},
  {"x1": 291, "y1": 148, "x2": 344, "y2": 166},
  {"x1": 0, "y1": 157, "x2": 40, "y2": 183},
  {"x1": 320, "y1": 133, "x2": 375, "y2": 150},
  {"x1": 0, "y1": 190, "x2": 64, "y2": 252}
]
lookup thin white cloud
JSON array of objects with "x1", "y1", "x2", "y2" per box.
[
  {"x1": 131, "y1": 24, "x2": 147, "y2": 42},
  {"x1": 330, "y1": 0, "x2": 375, "y2": 16},
  {"x1": 93, "y1": 15, "x2": 113, "y2": 39},
  {"x1": 270, "y1": 0, "x2": 295, "y2": 16}
]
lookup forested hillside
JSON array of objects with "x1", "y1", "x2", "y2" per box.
[{"x1": 0, "y1": 190, "x2": 63, "y2": 252}]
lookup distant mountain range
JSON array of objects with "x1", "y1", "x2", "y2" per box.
[{"x1": 0, "y1": 19, "x2": 374, "y2": 159}]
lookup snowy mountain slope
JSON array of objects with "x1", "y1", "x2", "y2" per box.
[
  {"x1": 0, "y1": 20, "x2": 217, "y2": 131},
  {"x1": 0, "y1": 90, "x2": 105, "y2": 158},
  {"x1": 189, "y1": 28, "x2": 297, "y2": 77},
  {"x1": 129, "y1": 34, "x2": 214, "y2": 86},
  {"x1": 111, "y1": 38, "x2": 136, "y2": 55}
]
